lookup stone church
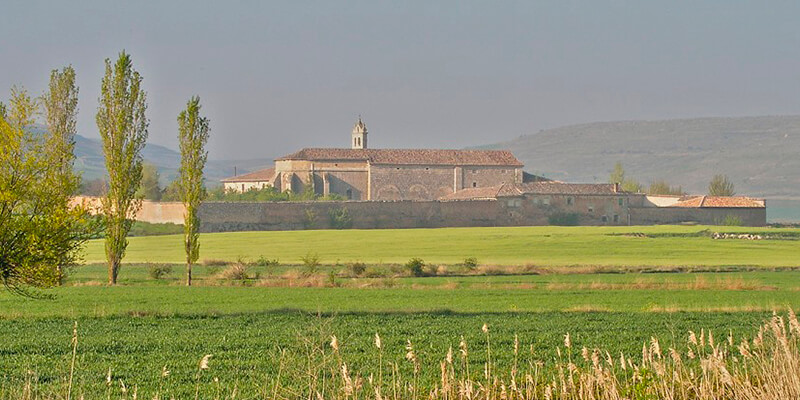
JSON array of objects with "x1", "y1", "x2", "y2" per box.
[{"x1": 222, "y1": 118, "x2": 526, "y2": 201}]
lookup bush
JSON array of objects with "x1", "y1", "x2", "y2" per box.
[
  {"x1": 405, "y1": 258, "x2": 426, "y2": 277},
  {"x1": 346, "y1": 261, "x2": 367, "y2": 277},
  {"x1": 254, "y1": 256, "x2": 280, "y2": 268},
  {"x1": 302, "y1": 209, "x2": 317, "y2": 229},
  {"x1": 548, "y1": 212, "x2": 580, "y2": 226},
  {"x1": 462, "y1": 257, "x2": 479, "y2": 270},
  {"x1": 147, "y1": 263, "x2": 173, "y2": 280},
  {"x1": 363, "y1": 267, "x2": 386, "y2": 278},
  {"x1": 220, "y1": 263, "x2": 250, "y2": 280},
  {"x1": 328, "y1": 207, "x2": 353, "y2": 229},
  {"x1": 300, "y1": 252, "x2": 321, "y2": 276}
]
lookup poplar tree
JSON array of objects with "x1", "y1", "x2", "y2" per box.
[
  {"x1": 42, "y1": 66, "x2": 83, "y2": 282},
  {"x1": 97, "y1": 51, "x2": 149, "y2": 285},
  {"x1": 177, "y1": 96, "x2": 210, "y2": 286}
]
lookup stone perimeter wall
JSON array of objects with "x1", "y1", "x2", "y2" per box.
[
  {"x1": 195, "y1": 199, "x2": 766, "y2": 232},
  {"x1": 73, "y1": 196, "x2": 767, "y2": 230}
]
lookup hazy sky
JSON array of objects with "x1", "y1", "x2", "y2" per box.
[{"x1": 2, "y1": 1, "x2": 799, "y2": 160}]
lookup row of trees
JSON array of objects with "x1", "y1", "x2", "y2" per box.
[
  {"x1": 1, "y1": 51, "x2": 210, "y2": 292},
  {"x1": 610, "y1": 162, "x2": 735, "y2": 196}
]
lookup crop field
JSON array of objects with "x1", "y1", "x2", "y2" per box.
[
  {"x1": 81, "y1": 225, "x2": 800, "y2": 266},
  {"x1": 2, "y1": 225, "x2": 800, "y2": 398}
]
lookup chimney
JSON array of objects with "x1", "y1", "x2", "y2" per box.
[{"x1": 614, "y1": 182, "x2": 620, "y2": 193}]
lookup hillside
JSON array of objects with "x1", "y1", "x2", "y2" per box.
[
  {"x1": 72, "y1": 133, "x2": 273, "y2": 186},
  {"x1": 478, "y1": 116, "x2": 800, "y2": 199}
]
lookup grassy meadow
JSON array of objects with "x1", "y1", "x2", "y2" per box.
[
  {"x1": 2, "y1": 225, "x2": 800, "y2": 398},
  {"x1": 82, "y1": 225, "x2": 800, "y2": 266}
]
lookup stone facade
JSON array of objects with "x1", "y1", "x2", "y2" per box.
[{"x1": 223, "y1": 118, "x2": 524, "y2": 201}]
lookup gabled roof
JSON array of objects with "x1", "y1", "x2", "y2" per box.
[
  {"x1": 221, "y1": 167, "x2": 276, "y2": 183},
  {"x1": 441, "y1": 182, "x2": 624, "y2": 201},
  {"x1": 276, "y1": 148, "x2": 523, "y2": 167},
  {"x1": 440, "y1": 185, "x2": 505, "y2": 201},
  {"x1": 508, "y1": 182, "x2": 622, "y2": 196},
  {"x1": 670, "y1": 196, "x2": 765, "y2": 208}
]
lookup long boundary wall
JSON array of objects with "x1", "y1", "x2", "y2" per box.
[{"x1": 73, "y1": 196, "x2": 767, "y2": 230}]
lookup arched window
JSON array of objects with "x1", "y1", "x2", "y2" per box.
[{"x1": 346, "y1": 189, "x2": 353, "y2": 200}]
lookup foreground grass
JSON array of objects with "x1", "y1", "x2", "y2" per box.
[
  {"x1": 81, "y1": 225, "x2": 800, "y2": 266},
  {"x1": 0, "y1": 312, "x2": 771, "y2": 398}
]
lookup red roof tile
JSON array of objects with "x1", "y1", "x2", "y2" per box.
[
  {"x1": 221, "y1": 167, "x2": 276, "y2": 183},
  {"x1": 440, "y1": 185, "x2": 505, "y2": 201},
  {"x1": 504, "y1": 182, "x2": 622, "y2": 196},
  {"x1": 670, "y1": 196, "x2": 765, "y2": 208},
  {"x1": 441, "y1": 182, "x2": 623, "y2": 200},
  {"x1": 276, "y1": 148, "x2": 523, "y2": 167}
]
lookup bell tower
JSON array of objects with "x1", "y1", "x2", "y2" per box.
[{"x1": 351, "y1": 116, "x2": 368, "y2": 149}]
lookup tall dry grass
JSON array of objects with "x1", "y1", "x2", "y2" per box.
[{"x1": 5, "y1": 311, "x2": 800, "y2": 399}]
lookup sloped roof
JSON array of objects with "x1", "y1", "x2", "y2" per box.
[
  {"x1": 508, "y1": 182, "x2": 622, "y2": 196},
  {"x1": 670, "y1": 196, "x2": 765, "y2": 208},
  {"x1": 441, "y1": 182, "x2": 623, "y2": 201},
  {"x1": 276, "y1": 148, "x2": 523, "y2": 167},
  {"x1": 440, "y1": 185, "x2": 504, "y2": 201},
  {"x1": 221, "y1": 167, "x2": 276, "y2": 183}
]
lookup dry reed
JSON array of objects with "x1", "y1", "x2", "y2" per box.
[{"x1": 7, "y1": 311, "x2": 800, "y2": 399}]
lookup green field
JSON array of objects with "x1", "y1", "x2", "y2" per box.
[
  {"x1": 82, "y1": 225, "x2": 800, "y2": 266},
  {"x1": 3, "y1": 225, "x2": 800, "y2": 398}
]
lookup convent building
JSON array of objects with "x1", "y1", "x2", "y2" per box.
[{"x1": 222, "y1": 118, "x2": 528, "y2": 201}]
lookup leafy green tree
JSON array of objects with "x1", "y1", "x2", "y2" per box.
[
  {"x1": 177, "y1": 96, "x2": 210, "y2": 286},
  {"x1": 609, "y1": 162, "x2": 642, "y2": 193},
  {"x1": 647, "y1": 180, "x2": 684, "y2": 196},
  {"x1": 136, "y1": 162, "x2": 162, "y2": 201},
  {"x1": 97, "y1": 51, "x2": 149, "y2": 285},
  {"x1": 161, "y1": 178, "x2": 182, "y2": 201},
  {"x1": 708, "y1": 174, "x2": 735, "y2": 196},
  {"x1": 0, "y1": 84, "x2": 93, "y2": 294},
  {"x1": 609, "y1": 162, "x2": 625, "y2": 185}
]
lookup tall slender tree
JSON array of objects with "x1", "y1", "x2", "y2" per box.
[
  {"x1": 96, "y1": 51, "x2": 149, "y2": 285},
  {"x1": 42, "y1": 66, "x2": 82, "y2": 283},
  {"x1": 177, "y1": 96, "x2": 210, "y2": 286}
]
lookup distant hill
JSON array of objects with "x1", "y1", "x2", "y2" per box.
[
  {"x1": 477, "y1": 115, "x2": 800, "y2": 199},
  {"x1": 72, "y1": 132, "x2": 274, "y2": 186}
]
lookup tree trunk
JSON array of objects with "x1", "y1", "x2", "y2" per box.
[
  {"x1": 108, "y1": 259, "x2": 118, "y2": 285},
  {"x1": 186, "y1": 261, "x2": 192, "y2": 286}
]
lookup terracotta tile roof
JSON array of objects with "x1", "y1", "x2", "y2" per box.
[
  {"x1": 505, "y1": 182, "x2": 622, "y2": 196},
  {"x1": 441, "y1": 182, "x2": 623, "y2": 200},
  {"x1": 670, "y1": 196, "x2": 765, "y2": 208},
  {"x1": 221, "y1": 167, "x2": 276, "y2": 182},
  {"x1": 276, "y1": 148, "x2": 523, "y2": 167},
  {"x1": 440, "y1": 185, "x2": 504, "y2": 201}
]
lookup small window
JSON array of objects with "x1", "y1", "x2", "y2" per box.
[
  {"x1": 618, "y1": 198, "x2": 624, "y2": 206},
  {"x1": 472, "y1": 182, "x2": 477, "y2": 188},
  {"x1": 601, "y1": 215, "x2": 608, "y2": 222},
  {"x1": 543, "y1": 197, "x2": 550, "y2": 205},
  {"x1": 613, "y1": 214, "x2": 620, "y2": 222},
  {"x1": 567, "y1": 197, "x2": 574, "y2": 206},
  {"x1": 425, "y1": 167, "x2": 429, "y2": 171},
  {"x1": 588, "y1": 206, "x2": 594, "y2": 213},
  {"x1": 396, "y1": 167, "x2": 401, "y2": 170},
  {"x1": 346, "y1": 189, "x2": 353, "y2": 200}
]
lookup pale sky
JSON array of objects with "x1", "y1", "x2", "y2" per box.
[{"x1": 2, "y1": 1, "x2": 799, "y2": 160}]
